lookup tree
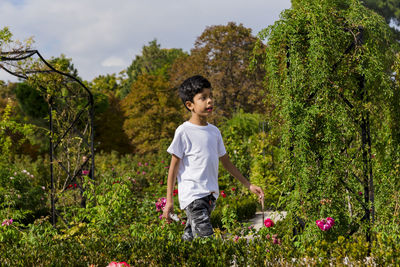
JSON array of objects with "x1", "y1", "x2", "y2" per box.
[
  {"x1": 121, "y1": 40, "x2": 187, "y2": 98},
  {"x1": 362, "y1": 0, "x2": 400, "y2": 25},
  {"x1": 362, "y1": 0, "x2": 400, "y2": 40},
  {"x1": 121, "y1": 73, "x2": 183, "y2": 154},
  {"x1": 261, "y1": 0, "x2": 398, "y2": 243},
  {"x1": 170, "y1": 22, "x2": 267, "y2": 123}
]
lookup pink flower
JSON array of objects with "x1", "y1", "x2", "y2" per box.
[
  {"x1": 138, "y1": 162, "x2": 142, "y2": 166},
  {"x1": 161, "y1": 160, "x2": 165, "y2": 164},
  {"x1": 316, "y1": 217, "x2": 335, "y2": 231},
  {"x1": 164, "y1": 166, "x2": 169, "y2": 169},
  {"x1": 82, "y1": 170, "x2": 89, "y2": 175},
  {"x1": 107, "y1": 262, "x2": 130, "y2": 267},
  {"x1": 156, "y1": 197, "x2": 167, "y2": 212},
  {"x1": 145, "y1": 162, "x2": 148, "y2": 166},
  {"x1": 234, "y1": 235, "x2": 240, "y2": 242},
  {"x1": 142, "y1": 171, "x2": 146, "y2": 175},
  {"x1": 272, "y1": 234, "x2": 279, "y2": 244},
  {"x1": 264, "y1": 218, "x2": 274, "y2": 228},
  {"x1": 137, "y1": 171, "x2": 140, "y2": 175},
  {"x1": 221, "y1": 191, "x2": 226, "y2": 198},
  {"x1": 2, "y1": 218, "x2": 13, "y2": 226},
  {"x1": 182, "y1": 221, "x2": 186, "y2": 225},
  {"x1": 358, "y1": 191, "x2": 363, "y2": 196}
]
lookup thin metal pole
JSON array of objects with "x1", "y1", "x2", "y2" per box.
[{"x1": 49, "y1": 100, "x2": 56, "y2": 226}]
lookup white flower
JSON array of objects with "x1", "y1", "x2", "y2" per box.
[
  {"x1": 41, "y1": 186, "x2": 45, "y2": 190},
  {"x1": 22, "y1": 170, "x2": 27, "y2": 173},
  {"x1": 14, "y1": 172, "x2": 17, "y2": 175},
  {"x1": 9, "y1": 177, "x2": 14, "y2": 180},
  {"x1": 30, "y1": 174, "x2": 34, "y2": 178}
]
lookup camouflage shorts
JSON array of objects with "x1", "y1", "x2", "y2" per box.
[{"x1": 182, "y1": 194, "x2": 216, "y2": 241}]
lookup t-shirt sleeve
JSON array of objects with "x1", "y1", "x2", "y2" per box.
[
  {"x1": 167, "y1": 128, "x2": 185, "y2": 159},
  {"x1": 217, "y1": 129, "x2": 227, "y2": 157}
]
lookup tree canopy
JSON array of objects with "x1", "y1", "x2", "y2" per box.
[
  {"x1": 170, "y1": 22, "x2": 267, "y2": 123},
  {"x1": 121, "y1": 40, "x2": 187, "y2": 98},
  {"x1": 121, "y1": 73, "x2": 183, "y2": 154}
]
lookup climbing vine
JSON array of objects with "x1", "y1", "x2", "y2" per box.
[{"x1": 258, "y1": 0, "x2": 399, "y2": 242}]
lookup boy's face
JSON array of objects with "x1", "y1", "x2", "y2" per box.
[{"x1": 185, "y1": 88, "x2": 213, "y2": 117}]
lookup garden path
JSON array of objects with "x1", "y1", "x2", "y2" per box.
[{"x1": 247, "y1": 210, "x2": 287, "y2": 231}]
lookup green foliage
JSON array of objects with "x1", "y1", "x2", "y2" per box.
[
  {"x1": 0, "y1": 101, "x2": 35, "y2": 165},
  {"x1": 122, "y1": 73, "x2": 183, "y2": 154},
  {"x1": 121, "y1": 39, "x2": 187, "y2": 98},
  {"x1": 219, "y1": 111, "x2": 282, "y2": 208},
  {"x1": 260, "y1": 0, "x2": 399, "y2": 242},
  {"x1": 14, "y1": 82, "x2": 48, "y2": 119},
  {"x1": 0, "y1": 26, "x2": 12, "y2": 46},
  {"x1": 219, "y1": 111, "x2": 262, "y2": 182},
  {"x1": 362, "y1": 0, "x2": 400, "y2": 40},
  {"x1": 249, "y1": 130, "x2": 281, "y2": 208}
]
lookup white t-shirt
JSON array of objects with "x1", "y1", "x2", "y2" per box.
[{"x1": 167, "y1": 121, "x2": 227, "y2": 210}]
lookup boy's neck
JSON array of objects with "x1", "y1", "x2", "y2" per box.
[{"x1": 188, "y1": 114, "x2": 208, "y2": 126}]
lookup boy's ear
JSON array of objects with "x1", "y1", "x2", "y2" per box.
[{"x1": 185, "y1": 100, "x2": 194, "y2": 111}]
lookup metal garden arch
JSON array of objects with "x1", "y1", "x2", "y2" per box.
[{"x1": 0, "y1": 50, "x2": 95, "y2": 226}]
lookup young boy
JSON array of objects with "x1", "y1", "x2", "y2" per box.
[{"x1": 163, "y1": 75, "x2": 264, "y2": 241}]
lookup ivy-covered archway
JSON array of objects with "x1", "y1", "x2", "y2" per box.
[{"x1": 259, "y1": 0, "x2": 399, "y2": 244}]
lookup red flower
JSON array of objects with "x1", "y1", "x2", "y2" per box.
[
  {"x1": 231, "y1": 188, "x2": 236, "y2": 191},
  {"x1": 173, "y1": 189, "x2": 178, "y2": 196},
  {"x1": 68, "y1": 184, "x2": 73, "y2": 188},
  {"x1": 74, "y1": 184, "x2": 77, "y2": 188},
  {"x1": 221, "y1": 191, "x2": 226, "y2": 198},
  {"x1": 264, "y1": 218, "x2": 274, "y2": 228}
]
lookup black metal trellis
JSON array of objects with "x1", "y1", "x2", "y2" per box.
[{"x1": 0, "y1": 50, "x2": 95, "y2": 226}]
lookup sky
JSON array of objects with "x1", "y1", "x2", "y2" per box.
[{"x1": 0, "y1": 0, "x2": 291, "y2": 82}]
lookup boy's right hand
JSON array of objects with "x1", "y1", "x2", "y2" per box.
[{"x1": 162, "y1": 202, "x2": 174, "y2": 223}]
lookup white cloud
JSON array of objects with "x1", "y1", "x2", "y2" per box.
[
  {"x1": 0, "y1": 0, "x2": 291, "y2": 81},
  {"x1": 101, "y1": 56, "x2": 127, "y2": 67}
]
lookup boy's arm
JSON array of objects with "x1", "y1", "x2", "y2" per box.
[
  {"x1": 219, "y1": 154, "x2": 264, "y2": 199},
  {"x1": 163, "y1": 154, "x2": 180, "y2": 223}
]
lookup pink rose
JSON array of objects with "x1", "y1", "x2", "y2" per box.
[{"x1": 264, "y1": 218, "x2": 274, "y2": 228}]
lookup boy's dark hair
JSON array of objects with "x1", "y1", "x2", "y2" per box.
[{"x1": 178, "y1": 75, "x2": 211, "y2": 111}]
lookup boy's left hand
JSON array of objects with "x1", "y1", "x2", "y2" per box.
[{"x1": 249, "y1": 184, "x2": 264, "y2": 203}]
